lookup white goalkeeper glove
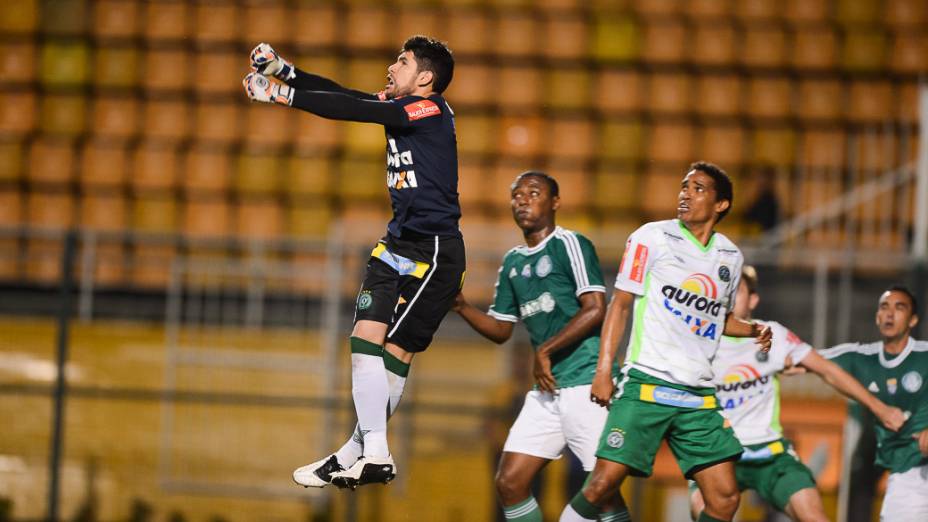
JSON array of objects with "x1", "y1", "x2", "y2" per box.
[
  {"x1": 250, "y1": 43, "x2": 295, "y2": 80},
  {"x1": 242, "y1": 72, "x2": 293, "y2": 105}
]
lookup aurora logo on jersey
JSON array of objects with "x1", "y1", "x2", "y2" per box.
[
  {"x1": 717, "y1": 364, "x2": 770, "y2": 410},
  {"x1": 661, "y1": 273, "x2": 723, "y2": 339}
]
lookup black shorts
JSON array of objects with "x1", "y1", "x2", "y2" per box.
[{"x1": 354, "y1": 232, "x2": 466, "y2": 353}]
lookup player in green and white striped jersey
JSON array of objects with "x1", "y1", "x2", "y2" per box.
[{"x1": 455, "y1": 172, "x2": 628, "y2": 522}]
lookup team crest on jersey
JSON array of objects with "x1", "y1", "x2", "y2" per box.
[
  {"x1": 521, "y1": 264, "x2": 532, "y2": 278},
  {"x1": 887, "y1": 377, "x2": 898, "y2": 395},
  {"x1": 357, "y1": 291, "x2": 373, "y2": 311},
  {"x1": 755, "y1": 350, "x2": 768, "y2": 363},
  {"x1": 535, "y1": 255, "x2": 552, "y2": 278},
  {"x1": 902, "y1": 371, "x2": 923, "y2": 393},
  {"x1": 718, "y1": 265, "x2": 731, "y2": 282},
  {"x1": 606, "y1": 428, "x2": 625, "y2": 449}
]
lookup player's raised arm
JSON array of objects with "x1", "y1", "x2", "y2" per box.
[
  {"x1": 798, "y1": 350, "x2": 907, "y2": 432},
  {"x1": 591, "y1": 289, "x2": 634, "y2": 406},
  {"x1": 249, "y1": 43, "x2": 377, "y2": 99}
]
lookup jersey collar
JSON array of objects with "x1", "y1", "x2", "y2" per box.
[
  {"x1": 676, "y1": 219, "x2": 716, "y2": 253},
  {"x1": 879, "y1": 336, "x2": 914, "y2": 368},
  {"x1": 517, "y1": 226, "x2": 560, "y2": 255}
]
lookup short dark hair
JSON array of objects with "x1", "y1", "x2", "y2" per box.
[
  {"x1": 689, "y1": 161, "x2": 733, "y2": 221},
  {"x1": 886, "y1": 285, "x2": 918, "y2": 316},
  {"x1": 742, "y1": 265, "x2": 758, "y2": 294},
  {"x1": 512, "y1": 170, "x2": 559, "y2": 198},
  {"x1": 402, "y1": 35, "x2": 454, "y2": 94}
]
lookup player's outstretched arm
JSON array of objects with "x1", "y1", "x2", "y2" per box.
[
  {"x1": 533, "y1": 291, "x2": 606, "y2": 392},
  {"x1": 591, "y1": 290, "x2": 634, "y2": 406},
  {"x1": 250, "y1": 43, "x2": 376, "y2": 99},
  {"x1": 723, "y1": 314, "x2": 772, "y2": 352},
  {"x1": 243, "y1": 73, "x2": 409, "y2": 127},
  {"x1": 799, "y1": 350, "x2": 907, "y2": 432},
  {"x1": 452, "y1": 292, "x2": 514, "y2": 345}
]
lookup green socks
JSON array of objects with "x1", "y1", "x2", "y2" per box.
[{"x1": 502, "y1": 496, "x2": 542, "y2": 521}]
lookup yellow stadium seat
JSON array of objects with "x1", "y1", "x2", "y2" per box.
[
  {"x1": 649, "y1": 123, "x2": 694, "y2": 164},
  {"x1": 598, "y1": 119, "x2": 643, "y2": 161},
  {"x1": 443, "y1": 9, "x2": 490, "y2": 55},
  {"x1": 93, "y1": 47, "x2": 139, "y2": 88},
  {"x1": 641, "y1": 20, "x2": 686, "y2": 63},
  {"x1": 783, "y1": 0, "x2": 828, "y2": 23},
  {"x1": 0, "y1": 140, "x2": 23, "y2": 182},
  {"x1": 0, "y1": 42, "x2": 36, "y2": 83},
  {"x1": 885, "y1": 0, "x2": 927, "y2": 27},
  {"x1": 236, "y1": 199, "x2": 284, "y2": 240},
  {"x1": 0, "y1": 0, "x2": 37, "y2": 33},
  {"x1": 193, "y1": 3, "x2": 238, "y2": 44},
  {"x1": 132, "y1": 196, "x2": 177, "y2": 233},
  {"x1": 690, "y1": 23, "x2": 736, "y2": 65},
  {"x1": 243, "y1": 103, "x2": 292, "y2": 148},
  {"x1": 80, "y1": 140, "x2": 127, "y2": 188},
  {"x1": 835, "y1": 0, "x2": 881, "y2": 26},
  {"x1": 447, "y1": 64, "x2": 492, "y2": 106},
  {"x1": 347, "y1": 58, "x2": 388, "y2": 97},
  {"x1": 543, "y1": 17, "x2": 588, "y2": 59},
  {"x1": 896, "y1": 82, "x2": 920, "y2": 123},
  {"x1": 633, "y1": 0, "x2": 682, "y2": 16},
  {"x1": 42, "y1": 0, "x2": 86, "y2": 36},
  {"x1": 345, "y1": 5, "x2": 390, "y2": 50},
  {"x1": 639, "y1": 166, "x2": 682, "y2": 218},
  {"x1": 796, "y1": 80, "x2": 841, "y2": 120},
  {"x1": 183, "y1": 200, "x2": 231, "y2": 239},
  {"x1": 489, "y1": 163, "x2": 524, "y2": 209},
  {"x1": 337, "y1": 157, "x2": 384, "y2": 200},
  {"x1": 455, "y1": 114, "x2": 496, "y2": 156},
  {"x1": 183, "y1": 146, "x2": 231, "y2": 195},
  {"x1": 40, "y1": 41, "x2": 89, "y2": 87},
  {"x1": 498, "y1": 66, "x2": 543, "y2": 109},
  {"x1": 694, "y1": 74, "x2": 741, "y2": 116},
  {"x1": 648, "y1": 72, "x2": 691, "y2": 114},
  {"x1": 686, "y1": 0, "x2": 728, "y2": 19},
  {"x1": 80, "y1": 194, "x2": 126, "y2": 232},
  {"x1": 799, "y1": 130, "x2": 846, "y2": 168},
  {"x1": 288, "y1": 155, "x2": 333, "y2": 198},
  {"x1": 193, "y1": 102, "x2": 240, "y2": 145},
  {"x1": 131, "y1": 244, "x2": 176, "y2": 288},
  {"x1": 0, "y1": 92, "x2": 36, "y2": 135},
  {"x1": 853, "y1": 130, "x2": 896, "y2": 171},
  {"x1": 28, "y1": 138, "x2": 75, "y2": 185},
  {"x1": 791, "y1": 27, "x2": 837, "y2": 69},
  {"x1": 144, "y1": 1, "x2": 186, "y2": 41},
  {"x1": 241, "y1": 3, "x2": 289, "y2": 47},
  {"x1": 752, "y1": 128, "x2": 796, "y2": 166},
  {"x1": 557, "y1": 211, "x2": 597, "y2": 235},
  {"x1": 547, "y1": 119, "x2": 594, "y2": 161},
  {"x1": 591, "y1": 16, "x2": 639, "y2": 61},
  {"x1": 842, "y1": 31, "x2": 886, "y2": 71},
  {"x1": 196, "y1": 51, "x2": 240, "y2": 95},
  {"x1": 40, "y1": 94, "x2": 86, "y2": 136},
  {"x1": 288, "y1": 201, "x2": 333, "y2": 239},
  {"x1": 343, "y1": 122, "x2": 385, "y2": 155},
  {"x1": 745, "y1": 77, "x2": 792, "y2": 119},
  {"x1": 846, "y1": 81, "x2": 893, "y2": 122},
  {"x1": 394, "y1": 7, "x2": 441, "y2": 45},
  {"x1": 545, "y1": 70, "x2": 590, "y2": 110},
  {"x1": 235, "y1": 152, "x2": 280, "y2": 196},
  {"x1": 293, "y1": 116, "x2": 340, "y2": 152},
  {"x1": 697, "y1": 125, "x2": 745, "y2": 166},
  {"x1": 142, "y1": 49, "x2": 189, "y2": 91},
  {"x1": 293, "y1": 4, "x2": 338, "y2": 48},
  {"x1": 889, "y1": 34, "x2": 927, "y2": 73},
  {"x1": 739, "y1": 26, "x2": 787, "y2": 68},
  {"x1": 457, "y1": 161, "x2": 488, "y2": 207},
  {"x1": 91, "y1": 97, "x2": 139, "y2": 139},
  {"x1": 495, "y1": 12, "x2": 538, "y2": 58},
  {"x1": 595, "y1": 70, "x2": 642, "y2": 112},
  {"x1": 27, "y1": 192, "x2": 74, "y2": 229},
  {"x1": 735, "y1": 0, "x2": 779, "y2": 21},
  {"x1": 142, "y1": 100, "x2": 190, "y2": 141},
  {"x1": 26, "y1": 237, "x2": 64, "y2": 283},
  {"x1": 93, "y1": 0, "x2": 138, "y2": 38},
  {"x1": 592, "y1": 167, "x2": 638, "y2": 212},
  {"x1": 0, "y1": 190, "x2": 22, "y2": 225},
  {"x1": 497, "y1": 115, "x2": 544, "y2": 157},
  {"x1": 131, "y1": 143, "x2": 177, "y2": 192},
  {"x1": 545, "y1": 166, "x2": 589, "y2": 209}
]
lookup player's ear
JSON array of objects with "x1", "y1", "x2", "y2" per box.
[
  {"x1": 908, "y1": 313, "x2": 919, "y2": 330},
  {"x1": 551, "y1": 194, "x2": 560, "y2": 211},
  {"x1": 749, "y1": 293, "x2": 760, "y2": 310},
  {"x1": 416, "y1": 69, "x2": 434, "y2": 89},
  {"x1": 714, "y1": 198, "x2": 731, "y2": 217}
]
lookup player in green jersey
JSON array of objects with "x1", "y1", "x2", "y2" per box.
[
  {"x1": 559, "y1": 162, "x2": 772, "y2": 522},
  {"x1": 454, "y1": 172, "x2": 628, "y2": 522},
  {"x1": 819, "y1": 286, "x2": 928, "y2": 521}
]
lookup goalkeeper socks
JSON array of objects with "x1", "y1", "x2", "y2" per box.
[
  {"x1": 334, "y1": 349, "x2": 410, "y2": 466},
  {"x1": 502, "y1": 497, "x2": 542, "y2": 522},
  {"x1": 349, "y1": 336, "x2": 390, "y2": 458},
  {"x1": 559, "y1": 492, "x2": 600, "y2": 521},
  {"x1": 696, "y1": 513, "x2": 727, "y2": 522},
  {"x1": 599, "y1": 508, "x2": 631, "y2": 522}
]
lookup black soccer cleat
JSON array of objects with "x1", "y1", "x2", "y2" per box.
[{"x1": 329, "y1": 455, "x2": 396, "y2": 490}]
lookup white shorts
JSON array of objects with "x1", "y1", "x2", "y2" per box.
[
  {"x1": 502, "y1": 384, "x2": 608, "y2": 471},
  {"x1": 880, "y1": 464, "x2": 928, "y2": 522}
]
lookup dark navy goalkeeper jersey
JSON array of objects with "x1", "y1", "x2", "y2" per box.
[{"x1": 384, "y1": 95, "x2": 460, "y2": 239}]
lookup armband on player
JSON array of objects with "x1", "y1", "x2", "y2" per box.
[
  {"x1": 249, "y1": 43, "x2": 295, "y2": 81},
  {"x1": 242, "y1": 73, "x2": 293, "y2": 106}
]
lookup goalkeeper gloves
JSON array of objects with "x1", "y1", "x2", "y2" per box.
[
  {"x1": 242, "y1": 72, "x2": 293, "y2": 105},
  {"x1": 250, "y1": 43, "x2": 295, "y2": 81}
]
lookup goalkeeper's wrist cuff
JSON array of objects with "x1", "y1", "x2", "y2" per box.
[
  {"x1": 273, "y1": 84, "x2": 294, "y2": 106},
  {"x1": 275, "y1": 60, "x2": 296, "y2": 82}
]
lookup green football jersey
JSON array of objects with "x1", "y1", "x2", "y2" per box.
[
  {"x1": 489, "y1": 227, "x2": 606, "y2": 389},
  {"x1": 821, "y1": 337, "x2": 928, "y2": 474}
]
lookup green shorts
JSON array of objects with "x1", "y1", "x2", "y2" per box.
[
  {"x1": 596, "y1": 369, "x2": 743, "y2": 478},
  {"x1": 687, "y1": 439, "x2": 817, "y2": 511}
]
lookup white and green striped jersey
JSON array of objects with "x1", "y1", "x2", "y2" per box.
[
  {"x1": 713, "y1": 321, "x2": 812, "y2": 445},
  {"x1": 821, "y1": 337, "x2": 928, "y2": 474},
  {"x1": 489, "y1": 227, "x2": 606, "y2": 389},
  {"x1": 614, "y1": 219, "x2": 743, "y2": 388}
]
